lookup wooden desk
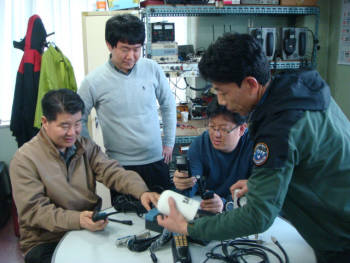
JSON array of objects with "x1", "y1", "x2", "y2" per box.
[{"x1": 52, "y1": 208, "x2": 316, "y2": 263}]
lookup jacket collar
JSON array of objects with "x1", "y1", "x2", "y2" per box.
[
  {"x1": 38, "y1": 128, "x2": 85, "y2": 158},
  {"x1": 250, "y1": 69, "x2": 330, "y2": 125}
]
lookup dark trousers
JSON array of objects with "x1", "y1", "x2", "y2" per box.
[
  {"x1": 24, "y1": 242, "x2": 58, "y2": 263},
  {"x1": 111, "y1": 159, "x2": 172, "y2": 201}
]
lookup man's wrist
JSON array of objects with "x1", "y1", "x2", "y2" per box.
[
  {"x1": 221, "y1": 197, "x2": 226, "y2": 212},
  {"x1": 182, "y1": 221, "x2": 189, "y2": 235}
]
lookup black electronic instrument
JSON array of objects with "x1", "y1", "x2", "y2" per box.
[
  {"x1": 172, "y1": 233, "x2": 191, "y2": 263},
  {"x1": 175, "y1": 156, "x2": 214, "y2": 200}
]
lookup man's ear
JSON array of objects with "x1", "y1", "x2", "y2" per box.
[
  {"x1": 243, "y1": 76, "x2": 260, "y2": 96},
  {"x1": 41, "y1": 116, "x2": 48, "y2": 130},
  {"x1": 239, "y1": 123, "x2": 248, "y2": 137}
]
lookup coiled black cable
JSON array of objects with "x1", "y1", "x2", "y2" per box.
[
  {"x1": 112, "y1": 186, "x2": 165, "y2": 217},
  {"x1": 271, "y1": 237, "x2": 289, "y2": 263},
  {"x1": 203, "y1": 237, "x2": 288, "y2": 263},
  {"x1": 112, "y1": 195, "x2": 147, "y2": 217},
  {"x1": 127, "y1": 234, "x2": 161, "y2": 252}
]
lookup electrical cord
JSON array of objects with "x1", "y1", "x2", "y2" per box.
[
  {"x1": 150, "y1": 229, "x2": 173, "y2": 252},
  {"x1": 150, "y1": 249, "x2": 158, "y2": 263},
  {"x1": 112, "y1": 194, "x2": 147, "y2": 217},
  {"x1": 203, "y1": 237, "x2": 288, "y2": 263},
  {"x1": 127, "y1": 228, "x2": 172, "y2": 252},
  {"x1": 170, "y1": 78, "x2": 187, "y2": 90},
  {"x1": 127, "y1": 234, "x2": 161, "y2": 252},
  {"x1": 184, "y1": 77, "x2": 211, "y2": 92},
  {"x1": 271, "y1": 236, "x2": 289, "y2": 263},
  {"x1": 127, "y1": 228, "x2": 172, "y2": 263},
  {"x1": 307, "y1": 28, "x2": 319, "y2": 67},
  {"x1": 108, "y1": 218, "x2": 133, "y2": 225},
  {"x1": 227, "y1": 240, "x2": 283, "y2": 263},
  {"x1": 92, "y1": 210, "x2": 133, "y2": 225},
  {"x1": 149, "y1": 229, "x2": 173, "y2": 262}
]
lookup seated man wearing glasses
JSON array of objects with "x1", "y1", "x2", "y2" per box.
[{"x1": 173, "y1": 97, "x2": 253, "y2": 213}]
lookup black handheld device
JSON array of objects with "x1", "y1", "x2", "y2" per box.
[
  {"x1": 201, "y1": 190, "x2": 214, "y2": 200},
  {"x1": 92, "y1": 210, "x2": 133, "y2": 225},
  {"x1": 194, "y1": 175, "x2": 214, "y2": 200},
  {"x1": 92, "y1": 199, "x2": 133, "y2": 225},
  {"x1": 92, "y1": 198, "x2": 105, "y2": 222},
  {"x1": 92, "y1": 211, "x2": 108, "y2": 222},
  {"x1": 175, "y1": 156, "x2": 214, "y2": 200},
  {"x1": 171, "y1": 233, "x2": 191, "y2": 263},
  {"x1": 175, "y1": 155, "x2": 191, "y2": 177}
]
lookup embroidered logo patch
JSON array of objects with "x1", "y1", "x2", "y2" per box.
[{"x1": 253, "y1": 142, "x2": 269, "y2": 166}]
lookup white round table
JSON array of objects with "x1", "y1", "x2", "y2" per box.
[{"x1": 52, "y1": 208, "x2": 316, "y2": 263}]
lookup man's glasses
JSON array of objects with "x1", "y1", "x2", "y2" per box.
[{"x1": 208, "y1": 125, "x2": 239, "y2": 135}]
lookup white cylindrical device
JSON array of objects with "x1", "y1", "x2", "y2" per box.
[
  {"x1": 157, "y1": 190, "x2": 200, "y2": 221},
  {"x1": 233, "y1": 189, "x2": 247, "y2": 208}
]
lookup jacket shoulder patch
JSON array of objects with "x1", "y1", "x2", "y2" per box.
[{"x1": 253, "y1": 142, "x2": 269, "y2": 166}]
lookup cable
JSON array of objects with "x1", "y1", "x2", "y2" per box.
[
  {"x1": 271, "y1": 236, "x2": 289, "y2": 263},
  {"x1": 112, "y1": 194, "x2": 147, "y2": 217},
  {"x1": 184, "y1": 77, "x2": 211, "y2": 92},
  {"x1": 203, "y1": 237, "x2": 288, "y2": 263},
  {"x1": 150, "y1": 229, "x2": 172, "y2": 252},
  {"x1": 150, "y1": 249, "x2": 158, "y2": 263},
  {"x1": 104, "y1": 211, "x2": 119, "y2": 217},
  {"x1": 306, "y1": 28, "x2": 319, "y2": 68},
  {"x1": 228, "y1": 240, "x2": 283, "y2": 263},
  {"x1": 127, "y1": 234, "x2": 161, "y2": 252},
  {"x1": 109, "y1": 218, "x2": 133, "y2": 225},
  {"x1": 170, "y1": 77, "x2": 187, "y2": 90},
  {"x1": 127, "y1": 228, "x2": 172, "y2": 257},
  {"x1": 148, "y1": 229, "x2": 173, "y2": 262}
]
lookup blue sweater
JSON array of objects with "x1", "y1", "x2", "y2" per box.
[{"x1": 186, "y1": 130, "x2": 254, "y2": 202}]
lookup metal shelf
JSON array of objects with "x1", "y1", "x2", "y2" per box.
[
  {"x1": 270, "y1": 61, "x2": 312, "y2": 70},
  {"x1": 142, "y1": 5, "x2": 319, "y2": 70},
  {"x1": 159, "y1": 60, "x2": 311, "y2": 73},
  {"x1": 142, "y1": 5, "x2": 319, "y2": 17}
]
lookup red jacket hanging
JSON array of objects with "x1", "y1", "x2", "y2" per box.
[{"x1": 10, "y1": 15, "x2": 47, "y2": 147}]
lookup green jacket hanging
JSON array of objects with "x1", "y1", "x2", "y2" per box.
[{"x1": 34, "y1": 44, "x2": 77, "y2": 128}]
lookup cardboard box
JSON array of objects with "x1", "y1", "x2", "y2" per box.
[{"x1": 280, "y1": 0, "x2": 318, "y2": 6}]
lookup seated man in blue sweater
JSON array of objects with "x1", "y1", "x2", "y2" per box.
[{"x1": 173, "y1": 97, "x2": 253, "y2": 213}]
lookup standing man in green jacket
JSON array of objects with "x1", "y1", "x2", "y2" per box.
[
  {"x1": 157, "y1": 33, "x2": 350, "y2": 263},
  {"x1": 10, "y1": 89, "x2": 159, "y2": 263}
]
